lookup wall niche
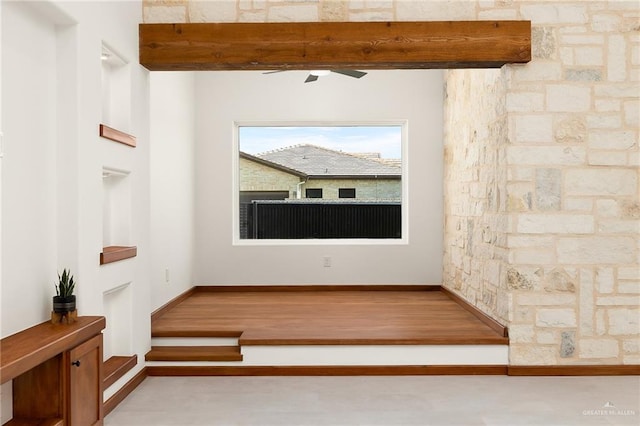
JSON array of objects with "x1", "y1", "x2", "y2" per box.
[
  {"x1": 100, "y1": 41, "x2": 133, "y2": 143},
  {"x1": 101, "y1": 167, "x2": 136, "y2": 264}
]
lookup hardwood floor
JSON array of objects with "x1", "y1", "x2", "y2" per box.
[{"x1": 151, "y1": 287, "x2": 508, "y2": 346}]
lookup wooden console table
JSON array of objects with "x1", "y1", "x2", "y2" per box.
[{"x1": 1, "y1": 316, "x2": 105, "y2": 426}]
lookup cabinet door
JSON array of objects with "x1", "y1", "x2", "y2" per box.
[{"x1": 69, "y1": 333, "x2": 103, "y2": 426}]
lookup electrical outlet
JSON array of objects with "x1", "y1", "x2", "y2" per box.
[{"x1": 323, "y1": 256, "x2": 332, "y2": 267}]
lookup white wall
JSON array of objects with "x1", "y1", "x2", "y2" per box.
[
  {"x1": 1, "y1": 0, "x2": 150, "y2": 412},
  {"x1": 1, "y1": 0, "x2": 60, "y2": 336},
  {"x1": 150, "y1": 72, "x2": 195, "y2": 311},
  {"x1": 194, "y1": 70, "x2": 444, "y2": 285}
]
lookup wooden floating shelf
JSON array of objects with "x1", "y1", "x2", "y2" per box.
[
  {"x1": 100, "y1": 246, "x2": 137, "y2": 265},
  {"x1": 104, "y1": 354, "x2": 138, "y2": 389},
  {"x1": 99, "y1": 124, "x2": 136, "y2": 147}
]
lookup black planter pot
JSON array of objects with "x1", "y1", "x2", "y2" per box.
[{"x1": 53, "y1": 295, "x2": 76, "y2": 313}]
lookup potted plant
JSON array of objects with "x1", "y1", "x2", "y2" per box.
[{"x1": 52, "y1": 269, "x2": 76, "y2": 322}]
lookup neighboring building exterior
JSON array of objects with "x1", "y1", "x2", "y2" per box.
[{"x1": 240, "y1": 144, "x2": 402, "y2": 201}]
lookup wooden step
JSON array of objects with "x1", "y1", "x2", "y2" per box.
[
  {"x1": 145, "y1": 346, "x2": 243, "y2": 362},
  {"x1": 5, "y1": 418, "x2": 64, "y2": 426},
  {"x1": 103, "y1": 355, "x2": 138, "y2": 389}
]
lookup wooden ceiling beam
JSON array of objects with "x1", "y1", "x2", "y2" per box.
[{"x1": 139, "y1": 21, "x2": 531, "y2": 71}]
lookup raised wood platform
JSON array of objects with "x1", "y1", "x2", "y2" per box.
[{"x1": 151, "y1": 286, "x2": 508, "y2": 346}]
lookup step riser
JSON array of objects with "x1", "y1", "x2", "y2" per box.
[{"x1": 145, "y1": 345, "x2": 507, "y2": 366}]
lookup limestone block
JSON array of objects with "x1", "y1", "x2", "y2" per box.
[
  {"x1": 591, "y1": 13, "x2": 622, "y2": 32},
  {"x1": 508, "y1": 146, "x2": 586, "y2": 166},
  {"x1": 537, "y1": 330, "x2": 556, "y2": 344},
  {"x1": 555, "y1": 117, "x2": 587, "y2": 143},
  {"x1": 596, "y1": 267, "x2": 615, "y2": 294},
  {"x1": 565, "y1": 69, "x2": 602, "y2": 82},
  {"x1": 506, "y1": 93, "x2": 545, "y2": 113},
  {"x1": 624, "y1": 100, "x2": 639, "y2": 127},
  {"x1": 623, "y1": 339, "x2": 640, "y2": 354},
  {"x1": 531, "y1": 26, "x2": 556, "y2": 59},
  {"x1": 395, "y1": 0, "x2": 476, "y2": 20},
  {"x1": 589, "y1": 151, "x2": 629, "y2": 166},
  {"x1": 510, "y1": 324, "x2": 535, "y2": 343},
  {"x1": 517, "y1": 214, "x2": 594, "y2": 234},
  {"x1": 557, "y1": 237, "x2": 636, "y2": 264},
  {"x1": 189, "y1": 0, "x2": 237, "y2": 22},
  {"x1": 520, "y1": 4, "x2": 587, "y2": 24},
  {"x1": 589, "y1": 130, "x2": 636, "y2": 149},
  {"x1": 509, "y1": 248, "x2": 555, "y2": 265},
  {"x1": 560, "y1": 331, "x2": 575, "y2": 358},
  {"x1": 507, "y1": 235, "x2": 555, "y2": 249},
  {"x1": 595, "y1": 99, "x2": 621, "y2": 112},
  {"x1": 547, "y1": 85, "x2": 591, "y2": 112},
  {"x1": 596, "y1": 199, "x2": 619, "y2": 217},
  {"x1": 268, "y1": 4, "x2": 318, "y2": 21},
  {"x1": 579, "y1": 339, "x2": 619, "y2": 358},
  {"x1": 479, "y1": 8, "x2": 518, "y2": 20},
  {"x1": 559, "y1": 35, "x2": 605, "y2": 45},
  {"x1": 510, "y1": 345, "x2": 556, "y2": 365},
  {"x1": 519, "y1": 293, "x2": 575, "y2": 306},
  {"x1": 565, "y1": 198, "x2": 592, "y2": 212},
  {"x1": 507, "y1": 267, "x2": 540, "y2": 290},
  {"x1": 515, "y1": 115, "x2": 553, "y2": 143},
  {"x1": 507, "y1": 183, "x2": 532, "y2": 212},
  {"x1": 536, "y1": 308, "x2": 577, "y2": 327},
  {"x1": 595, "y1": 83, "x2": 639, "y2": 98},
  {"x1": 633, "y1": 45, "x2": 640, "y2": 66},
  {"x1": 559, "y1": 46, "x2": 573, "y2": 65},
  {"x1": 565, "y1": 168, "x2": 637, "y2": 196},
  {"x1": 512, "y1": 61, "x2": 562, "y2": 82},
  {"x1": 607, "y1": 308, "x2": 640, "y2": 335},
  {"x1": 618, "y1": 282, "x2": 640, "y2": 294},
  {"x1": 239, "y1": 11, "x2": 267, "y2": 22},
  {"x1": 348, "y1": 10, "x2": 394, "y2": 21},
  {"x1": 608, "y1": 34, "x2": 627, "y2": 82},
  {"x1": 535, "y1": 168, "x2": 561, "y2": 211},
  {"x1": 621, "y1": 200, "x2": 640, "y2": 219},
  {"x1": 619, "y1": 267, "x2": 640, "y2": 280},
  {"x1": 144, "y1": 5, "x2": 187, "y2": 22},
  {"x1": 575, "y1": 47, "x2": 604, "y2": 66},
  {"x1": 364, "y1": 0, "x2": 394, "y2": 8},
  {"x1": 580, "y1": 268, "x2": 594, "y2": 335},
  {"x1": 320, "y1": 0, "x2": 348, "y2": 20},
  {"x1": 586, "y1": 114, "x2": 622, "y2": 129},
  {"x1": 596, "y1": 295, "x2": 640, "y2": 306},
  {"x1": 598, "y1": 219, "x2": 640, "y2": 234},
  {"x1": 596, "y1": 309, "x2": 606, "y2": 335},
  {"x1": 545, "y1": 268, "x2": 576, "y2": 293},
  {"x1": 623, "y1": 354, "x2": 640, "y2": 364}
]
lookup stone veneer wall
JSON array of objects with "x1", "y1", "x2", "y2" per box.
[
  {"x1": 143, "y1": 0, "x2": 639, "y2": 366},
  {"x1": 443, "y1": 68, "x2": 510, "y2": 326}
]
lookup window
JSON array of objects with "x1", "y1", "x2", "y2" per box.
[
  {"x1": 339, "y1": 188, "x2": 356, "y2": 199},
  {"x1": 306, "y1": 188, "x2": 323, "y2": 199},
  {"x1": 236, "y1": 123, "x2": 405, "y2": 241}
]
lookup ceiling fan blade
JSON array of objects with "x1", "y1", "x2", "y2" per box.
[
  {"x1": 262, "y1": 70, "x2": 287, "y2": 74},
  {"x1": 304, "y1": 74, "x2": 319, "y2": 83},
  {"x1": 332, "y1": 69, "x2": 367, "y2": 79}
]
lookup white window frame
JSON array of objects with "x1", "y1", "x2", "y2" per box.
[{"x1": 232, "y1": 120, "x2": 409, "y2": 246}]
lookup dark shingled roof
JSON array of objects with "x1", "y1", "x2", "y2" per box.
[{"x1": 256, "y1": 144, "x2": 401, "y2": 178}]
